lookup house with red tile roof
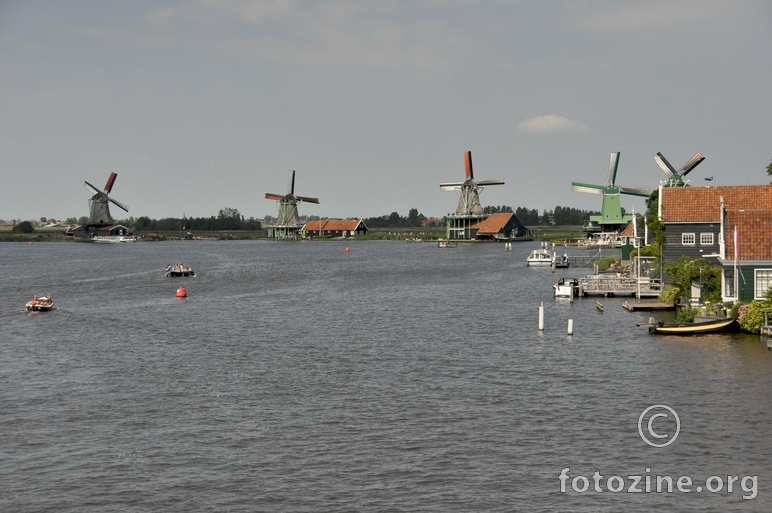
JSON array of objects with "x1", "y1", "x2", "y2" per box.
[
  {"x1": 301, "y1": 219, "x2": 368, "y2": 238},
  {"x1": 470, "y1": 212, "x2": 533, "y2": 241},
  {"x1": 659, "y1": 184, "x2": 772, "y2": 301}
]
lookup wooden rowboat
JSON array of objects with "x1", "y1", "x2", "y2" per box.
[{"x1": 648, "y1": 317, "x2": 736, "y2": 335}]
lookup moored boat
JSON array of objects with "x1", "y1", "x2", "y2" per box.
[
  {"x1": 553, "y1": 277, "x2": 580, "y2": 298},
  {"x1": 648, "y1": 316, "x2": 737, "y2": 335},
  {"x1": 26, "y1": 294, "x2": 53, "y2": 312},
  {"x1": 438, "y1": 241, "x2": 458, "y2": 248},
  {"x1": 526, "y1": 247, "x2": 553, "y2": 267},
  {"x1": 92, "y1": 235, "x2": 136, "y2": 243}
]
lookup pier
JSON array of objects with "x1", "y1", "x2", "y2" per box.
[{"x1": 579, "y1": 274, "x2": 662, "y2": 298}]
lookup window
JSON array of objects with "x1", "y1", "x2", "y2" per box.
[
  {"x1": 755, "y1": 269, "x2": 772, "y2": 300},
  {"x1": 700, "y1": 233, "x2": 714, "y2": 245},
  {"x1": 682, "y1": 233, "x2": 695, "y2": 245},
  {"x1": 725, "y1": 269, "x2": 735, "y2": 298}
]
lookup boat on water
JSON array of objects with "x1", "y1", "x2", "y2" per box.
[
  {"x1": 526, "y1": 244, "x2": 554, "y2": 267},
  {"x1": 553, "y1": 277, "x2": 580, "y2": 298},
  {"x1": 92, "y1": 235, "x2": 136, "y2": 243},
  {"x1": 165, "y1": 264, "x2": 195, "y2": 277},
  {"x1": 26, "y1": 294, "x2": 53, "y2": 312},
  {"x1": 648, "y1": 316, "x2": 737, "y2": 335},
  {"x1": 406, "y1": 237, "x2": 423, "y2": 243},
  {"x1": 438, "y1": 241, "x2": 458, "y2": 248}
]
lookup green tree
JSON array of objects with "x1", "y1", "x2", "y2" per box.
[
  {"x1": 408, "y1": 208, "x2": 420, "y2": 226},
  {"x1": 662, "y1": 257, "x2": 722, "y2": 304},
  {"x1": 767, "y1": 159, "x2": 772, "y2": 180},
  {"x1": 13, "y1": 221, "x2": 34, "y2": 233}
]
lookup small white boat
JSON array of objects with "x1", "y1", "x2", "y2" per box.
[
  {"x1": 26, "y1": 294, "x2": 54, "y2": 312},
  {"x1": 92, "y1": 235, "x2": 136, "y2": 243},
  {"x1": 527, "y1": 244, "x2": 553, "y2": 267},
  {"x1": 553, "y1": 278, "x2": 580, "y2": 298},
  {"x1": 438, "y1": 241, "x2": 457, "y2": 248}
]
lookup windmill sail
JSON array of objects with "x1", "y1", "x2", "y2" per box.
[
  {"x1": 85, "y1": 172, "x2": 128, "y2": 224},
  {"x1": 440, "y1": 151, "x2": 504, "y2": 215}
]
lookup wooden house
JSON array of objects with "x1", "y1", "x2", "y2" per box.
[
  {"x1": 301, "y1": 219, "x2": 368, "y2": 238},
  {"x1": 470, "y1": 212, "x2": 533, "y2": 241},
  {"x1": 659, "y1": 184, "x2": 772, "y2": 301}
]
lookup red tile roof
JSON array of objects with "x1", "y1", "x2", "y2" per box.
[
  {"x1": 660, "y1": 185, "x2": 772, "y2": 223},
  {"x1": 472, "y1": 212, "x2": 513, "y2": 234},
  {"x1": 301, "y1": 219, "x2": 364, "y2": 232},
  {"x1": 726, "y1": 210, "x2": 772, "y2": 261},
  {"x1": 618, "y1": 221, "x2": 634, "y2": 237}
]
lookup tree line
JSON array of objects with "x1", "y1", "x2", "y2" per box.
[{"x1": 132, "y1": 208, "x2": 262, "y2": 231}]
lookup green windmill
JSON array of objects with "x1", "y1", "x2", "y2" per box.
[
  {"x1": 572, "y1": 152, "x2": 649, "y2": 233},
  {"x1": 654, "y1": 151, "x2": 704, "y2": 187}
]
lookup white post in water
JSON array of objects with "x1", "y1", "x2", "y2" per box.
[
  {"x1": 539, "y1": 302, "x2": 544, "y2": 331},
  {"x1": 567, "y1": 319, "x2": 574, "y2": 335}
]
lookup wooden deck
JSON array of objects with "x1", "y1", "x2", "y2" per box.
[
  {"x1": 579, "y1": 274, "x2": 662, "y2": 298},
  {"x1": 623, "y1": 301, "x2": 676, "y2": 311}
]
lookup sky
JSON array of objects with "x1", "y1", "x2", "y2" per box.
[{"x1": 1, "y1": 0, "x2": 771, "y2": 222}]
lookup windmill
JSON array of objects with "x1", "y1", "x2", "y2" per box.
[
  {"x1": 84, "y1": 172, "x2": 129, "y2": 224},
  {"x1": 654, "y1": 151, "x2": 705, "y2": 187},
  {"x1": 440, "y1": 151, "x2": 504, "y2": 215},
  {"x1": 572, "y1": 152, "x2": 649, "y2": 232},
  {"x1": 265, "y1": 170, "x2": 318, "y2": 238}
]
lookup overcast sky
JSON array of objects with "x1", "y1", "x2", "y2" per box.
[{"x1": 1, "y1": 0, "x2": 771, "y2": 222}]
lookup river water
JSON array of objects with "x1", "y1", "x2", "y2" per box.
[{"x1": 1, "y1": 240, "x2": 770, "y2": 512}]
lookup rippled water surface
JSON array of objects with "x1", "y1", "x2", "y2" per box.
[{"x1": 1, "y1": 240, "x2": 771, "y2": 511}]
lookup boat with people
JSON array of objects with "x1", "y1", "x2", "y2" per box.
[
  {"x1": 438, "y1": 241, "x2": 458, "y2": 248},
  {"x1": 26, "y1": 294, "x2": 53, "y2": 312},
  {"x1": 165, "y1": 264, "x2": 195, "y2": 277},
  {"x1": 648, "y1": 316, "x2": 737, "y2": 335},
  {"x1": 553, "y1": 277, "x2": 580, "y2": 298}
]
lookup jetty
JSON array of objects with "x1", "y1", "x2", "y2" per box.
[{"x1": 623, "y1": 301, "x2": 675, "y2": 311}]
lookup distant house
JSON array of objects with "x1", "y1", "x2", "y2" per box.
[
  {"x1": 471, "y1": 212, "x2": 532, "y2": 241},
  {"x1": 659, "y1": 184, "x2": 772, "y2": 301},
  {"x1": 65, "y1": 223, "x2": 133, "y2": 239},
  {"x1": 301, "y1": 219, "x2": 368, "y2": 238}
]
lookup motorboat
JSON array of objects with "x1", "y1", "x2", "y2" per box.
[
  {"x1": 92, "y1": 235, "x2": 136, "y2": 243},
  {"x1": 438, "y1": 241, "x2": 457, "y2": 248},
  {"x1": 26, "y1": 294, "x2": 53, "y2": 312},
  {"x1": 527, "y1": 243, "x2": 554, "y2": 267},
  {"x1": 648, "y1": 317, "x2": 737, "y2": 335},
  {"x1": 553, "y1": 277, "x2": 580, "y2": 298},
  {"x1": 165, "y1": 264, "x2": 195, "y2": 277}
]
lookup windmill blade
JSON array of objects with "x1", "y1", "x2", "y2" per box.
[
  {"x1": 572, "y1": 183, "x2": 604, "y2": 195},
  {"x1": 104, "y1": 172, "x2": 118, "y2": 193},
  {"x1": 109, "y1": 197, "x2": 129, "y2": 212},
  {"x1": 296, "y1": 195, "x2": 319, "y2": 204},
  {"x1": 618, "y1": 186, "x2": 650, "y2": 197},
  {"x1": 440, "y1": 181, "x2": 464, "y2": 190},
  {"x1": 680, "y1": 152, "x2": 704, "y2": 176},
  {"x1": 476, "y1": 178, "x2": 505, "y2": 186},
  {"x1": 607, "y1": 152, "x2": 620, "y2": 185},
  {"x1": 84, "y1": 180, "x2": 102, "y2": 196},
  {"x1": 265, "y1": 193, "x2": 284, "y2": 201},
  {"x1": 464, "y1": 151, "x2": 474, "y2": 180},
  {"x1": 654, "y1": 152, "x2": 676, "y2": 177},
  {"x1": 287, "y1": 170, "x2": 296, "y2": 195}
]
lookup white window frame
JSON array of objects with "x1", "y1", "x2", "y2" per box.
[
  {"x1": 754, "y1": 269, "x2": 772, "y2": 300},
  {"x1": 681, "y1": 233, "x2": 696, "y2": 246},
  {"x1": 700, "y1": 232, "x2": 714, "y2": 245}
]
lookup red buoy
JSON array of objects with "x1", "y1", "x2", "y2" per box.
[
  {"x1": 29, "y1": 241, "x2": 33, "y2": 245},
  {"x1": 345, "y1": 247, "x2": 350, "y2": 253},
  {"x1": 176, "y1": 287, "x2": 187, "y2": 298}
]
